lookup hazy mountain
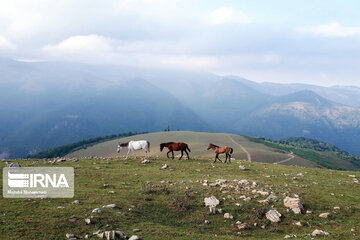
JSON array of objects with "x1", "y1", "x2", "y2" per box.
[
  {"x1": 183, "y1": 78, "x2": 271, "y2": 128},
  {"x1": 1, "y1": 58, "x2": 360, "y2": 158},
  {"x1": 234, "y1": 90, "x2": 360, "y2": 155},
  {"x1": 0, "y1": 59, "x2": 207, "y2": 157},
  {"x1": 175, "y1": 77, "x2": 360, "y2": 155},
  {"x1": 224, "y1": 75, "x2": 360, "y2": 108}
]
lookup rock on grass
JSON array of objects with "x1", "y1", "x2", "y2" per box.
[
  {"x1": 266, "y1": 209, "x2": 282, "y2": 223},
  {"x1": 311, "y1": 229, "x2": 329, "y2": 236}
]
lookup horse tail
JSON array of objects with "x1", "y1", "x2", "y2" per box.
[
  {"x1": 230, "y1": 147, "x2": 233, "y2": 154},
  {"x1": 186, "y1": 144, "x2": 191, "y2": 152},
  {"x1": 147, "y1": 141, "x2": 150, "y2": 152}
]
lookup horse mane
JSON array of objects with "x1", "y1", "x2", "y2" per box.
[
  {"x1": 120, "y1": 142, "x2": 129, "y2": 147},
  {"x1": 209, "y1": 143, "x2": 219, "y2": 148},
  {"x1": 160, "y1": 142, "x2": 174, "y2": 146}
]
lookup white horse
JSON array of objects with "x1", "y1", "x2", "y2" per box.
[{"x1": 117, "y1": 140, "x2": 150, "y2": 159}]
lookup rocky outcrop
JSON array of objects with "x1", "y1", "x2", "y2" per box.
[
  {"x1": 283, "y1": 197, "x2": 304, "y2": 214},
  {"x1": 266, "y1": 210, "x2": 282, "y2": 223}
]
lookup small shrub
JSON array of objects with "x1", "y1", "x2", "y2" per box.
[
  {"x1": 170, "y1": 193, "x2": 191, "y2": 211},
  {"x1": 142, "y1": 184, "x2": 170, "y2": 195}
]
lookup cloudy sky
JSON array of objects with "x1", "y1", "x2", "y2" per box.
[{"x1": 0, "y1": 0, "x2": 360, "y2": 86}]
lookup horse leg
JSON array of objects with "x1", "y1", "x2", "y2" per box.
[
  {"x1": 185, "y1": 150, "x2": 190, "y2": 160},
  {"x1": 166, "y1": 151, "x2": 171, "y2": 159},
  {"x1": 214, "y1": 153, "x2": 219, "y2": 163},
  {"x1": 172, "y1": 151, "x2": 174, "y2": 160},
  {"x1": 228, "y1": 154, "x2": 231, "y2": 164},
  {"x1": 225, "y1": 154, "x2": 227, "y2": 164},
  {"x1": 179, "y1": 150, "x2": 183, "y2": 160},
  {"x1": 126, "y1": 149, "x2": 131, "y2": 159},
  {"x1": 217, "y1": 154, "x2": 223, "y2": 163}
]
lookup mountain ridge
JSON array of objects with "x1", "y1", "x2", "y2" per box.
[{"x1": 2, "y1": 58, "x2": 360, "y2": 159}]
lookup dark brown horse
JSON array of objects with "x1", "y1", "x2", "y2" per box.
[
  {"x1": 160, "y1": 142, "x2": 191, "y2": 160},
  {"x1": 207, "y1": 143, "x2": 233, "y2": 163}
]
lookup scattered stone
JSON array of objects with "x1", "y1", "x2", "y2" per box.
[
  {"x1": 103, "y1": 204, "x2": 116, "y2": 208},
  {"x1": 133, "y1": 229, "x2": 141, "y2": 232},
  {"x1": 243, "y1": 197, "x2": 251, "y2": 202},
  {"x1": 115, "y1": 212, "x2": 122, "y2": 216},
  {"x1": 93, "y1": 230, "x2": 126, "y2": 239},
  {"x1": 283, "y1": 197, "x2": 304, "y2": 214},
  {"x1": 348, "y1": 175, "x2": 356, "y2": 178},
  {"x1": 238, "y1": 165, "x2": 247, "y2": 170},
  {"x1": 69, "y1": 218, "x2": 77, "y2": 223},
  {"x1": 129, "y1": 235, "x2": 139, "y2": 240},
  {"x1": 257, "y1": 190, "x2": 269, "y2": 196},
  {"x1": 311, "y1": 229, "x2": 329, "y2": 236},
  {"x1": 72, "y1": 200, "x2": 80, "y2": 204},
  {"x1": 161, "y1": 164, "x2": 169, "y2": 169},
  {"x1": 284, "y1": 234, "x2": 297, "y2": 238},
  {"x1": 9, "y1": 163, "x2": 21, "y2": 167},
  {"x1": 294, "y1": 221, "x2": 302, "y2": 226},
  {"x1": 57, "y1": 206, "x2": 65, "y2": 209},
  {"x1": 216, "y1": 179, "x2": 227, "y2": 185},
  {"x1": 319, "y1": 212, "x2": 331, "y2": 218},
  {"x1": 224, "y1": 213, "x2": 233, "y2": 219},
  {"x1": 239, "y1": 179, "x2": 249, "y2": 185},
  {"x1": 85, "y1": 218, "x2": 91, "y2": 225},
  {"x1": 333, "y1": 206, "x2": 340, "y2": 210},
  {"x1": 108, "y1": 191, "x2": 115, "y2": 194},
  {"x1": 92, "y1": 208, "x2": 102, "y2": 214},
  {"x1": 306, "y1": 210, "x2": 312, "y2": 214},
  {"x1": 204, "y1": 220, "x2": 210, "y2": 224},
  {"x1": 236, "y1": 221, "x2": 248, "y2": 230},
  {"x1": 141, "y1": 159, "x2": 150, "y2": 164},
  {"x1": 266, "y1": 209, "x2": 282, "y2": 223},
  {"x1": 204, "y1": 196, "x2": 220, "y2": 214},
  {"x1": 217, "y1": 208, "x2": 223, "y2": 214},
  {"x1": 66, "y1": 233, "x2": 76, "y2": 239},
  {"x1": 258, "y1": 199, "x2": 269, "y2": 204},
  {"x1": 208, "y1": 183, "x2": 217, "y2": 187},
  {"x1": 56, "y1": 158, "x2": 66, "y2": 163},
  {"x1": 267, "y1": 194, "x2": 277, "y2": 202}
]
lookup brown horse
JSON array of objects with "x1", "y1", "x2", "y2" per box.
[
  {"x1": 160, "y1": 142, "x2": 191, "y2": 160},
  {"x1": 207, "y1": 143, "x2": 233, "y2": 163}
]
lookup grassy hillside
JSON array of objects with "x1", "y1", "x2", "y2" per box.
[
  {"x1": 1, "y1": 157, "x2": 359, "y2": 239},
  {"x1": 29, "y1": 132, "x2": 140, "y2": 158},
  {"x1": 67, "y1": 131, "x2": 320, "y2": 169},
  {"x1": 66, "y1": 131, "x2": 360, "y2": 171},
  {"x1": 246, "y1": 136, "x2": 360, "y2": 171}
]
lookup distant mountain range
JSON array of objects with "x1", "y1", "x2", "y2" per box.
[{"x1": 1, "y1": 58, "x2": 360, "y2": 159}]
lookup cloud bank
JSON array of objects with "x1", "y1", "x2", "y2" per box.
[{"x1": 0, "y1": 1, "x2": 360, "y2": 86}]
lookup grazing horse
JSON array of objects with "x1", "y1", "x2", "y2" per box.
[
  {"x1": 160, "y1": 142, "x2": 191, "y2": 160},
  {"x1": 207, "y1": 143, "x2": 233, "y2": 163},
  {"x1": 117, "y1": 140, "x2": 150, "y2": 159}
]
